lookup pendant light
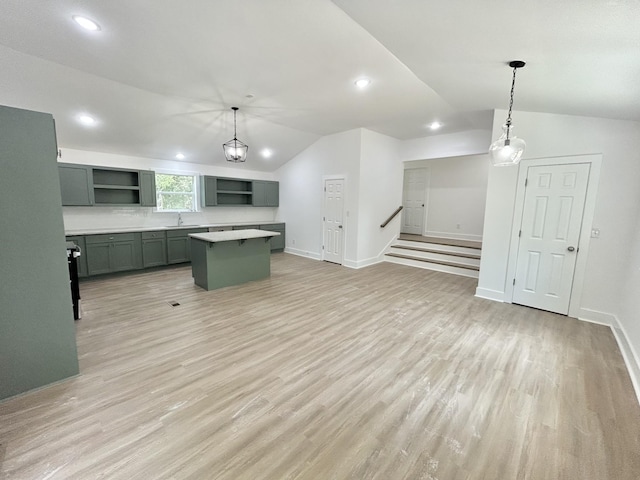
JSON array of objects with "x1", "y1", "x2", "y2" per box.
[
  {"x1": 223, "y1": 107, "x2": 248, "y2": 163},
  {"x1": 489, "y1": 60, "x2": 526, "y2": 166}
]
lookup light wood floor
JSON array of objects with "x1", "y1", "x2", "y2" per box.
[{"x1": 1, "y1": 253, "x2": 639, "y2": 479}]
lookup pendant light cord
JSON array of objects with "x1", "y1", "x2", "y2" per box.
[{"x1": 505, "y1": 65, "x2": 518, "y2": 138}]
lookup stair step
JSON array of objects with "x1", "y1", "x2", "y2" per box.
[
  {"x1": 399, "y1": 234, "x2": 482, "y2": 250},
  {"x1": 390, "y1": 244, "x2": 481, "y2": 260},
  {"x1": 385, "y1": 254, "x2": 479, "y2": 279},
  {"x1": 385, "y1": 252, "x2": 479, "y2": 271}
]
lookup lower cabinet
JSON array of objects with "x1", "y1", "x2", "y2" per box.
[
  {"x1": 85, "y1": 233, "x2": 142, "y2": 276},
  {"x1": 72, "y1": 223, "x2": 284, "y2": 277},
  {"x1": 260, "y1": 223, "x2": 285, "y2": 252},
  {"x1": 142, "y1": 231, "x2": 167, "y2": 267},
  {"x1": 167, "y1": 228, "x2": 207, "y2": 264}
]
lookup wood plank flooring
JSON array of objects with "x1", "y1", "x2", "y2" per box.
[{"x1": 1, "y1": 253, "x2": 639, "y2": 479}]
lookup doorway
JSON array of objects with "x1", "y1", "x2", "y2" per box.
[
  {"x1": 401, "y1": 168, "x2": 428, "y2": 234},
  {"x1": 323, "y1": 177, "x2": 345, "y2": 265},
  {"x1": 506, "y1": 155, "x2": 601, "y2": 317}
]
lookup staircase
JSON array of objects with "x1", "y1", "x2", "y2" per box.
[{"x1": 385, "y1": 234, "x2": 482, "y2": 278}]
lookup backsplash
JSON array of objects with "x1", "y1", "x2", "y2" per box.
[{"x1": 62, "y1": 206, "x2": 277, "y2": 232}]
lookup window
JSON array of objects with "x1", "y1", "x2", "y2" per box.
[{"x1": 155, "y1": 173, "x2": 197, "y2": 212}]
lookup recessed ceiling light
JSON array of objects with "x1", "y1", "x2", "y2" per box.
[
  {"x1": 77, "y1": 114, "x2": 96, "y2": 126},
  {"x1": 260, "y1": 148, "x2": 273, "y2": 158},
  {"x1": 355, "y1": 78, "x2": 371, "y2": 89},
  {"x1": 72, "y1": 15, "x2": 101, "y2": 31},
  {"x1": 429, "y1": 121, "x2": 442, "y2": 130},
  {"x1": 175, "y1": 153, "x2": 185, "y2": 160}
]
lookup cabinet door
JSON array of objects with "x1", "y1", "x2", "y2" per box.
[
  {"x1": 65, "y1": 236, "x2": 88, "y2": 278},
  {"x1": 111, "y1": 241, "x2": 137, "y2": 272},
  {"x1": 59, "y1": 164, "x2": 93, "y2": 206},
  {"x1": 167, "y1": 237, "x2": 189, "y2": 264},
  {"x1": 142, "y1": 231, "x2": 167, "y2": 267},
  {"x1": 201, "y1": 176, "x2": 217, "y2": 206},
  {"x1": 139, "y1": 171, "x2": 157, "y2": 207},
  {"x1": 86, "y1": 243, "x2": 111, "y2": 275},
  {"x1": 252, "y1": 181, "x2": 267, "y2": 206},
  {"x1": 265, "y1": 181, "x2": 279, "y2": 207}
]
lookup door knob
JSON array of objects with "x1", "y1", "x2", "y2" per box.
[
  {"x1": 567, "y1": 246, "x2": 575, "y2": 252},
  {"x1": 338, "y1": 225, "x2": 343, "y2": 229}
]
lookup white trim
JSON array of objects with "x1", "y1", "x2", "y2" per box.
[
  {"x1": 284, "y1": 247, "x2": 322, "y2": 261},
  {"x1": 474, "y1": 287, "x2": 505, "y2": 302},
  {"x1": 344, "y1": 256, "x2": 383, "y2": 269},
  {"x1": 611, "y1": 324, "x2": 640, "y2": 406},
  {"x1": 576, "y1": 308, "x2": 618, "y2": 327},
  {"x1": 504, "y1": 154, "x2": 602, "y2": 318},
  {"x1": 321, "y1": 175, "x2": 347, "y2": 265}
]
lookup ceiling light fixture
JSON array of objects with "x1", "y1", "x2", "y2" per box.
[
  {"x1": 429, "y1": 121, "x2": 442, "y2": 130},
  {"x1": 355, "y1": 78, "x2": 371, "y2": 89},
  {"x1": 223, "y1": 107, "x2": 248, "y2": 163},
  {"x1": 77, "y1": 114, "x2": 96, "y2": 126},
  {"x1": 175, "y1": 153, "x2": 185, "y2": 160},
  {"x1": 260, "y1": 148, "x2": 273, "y2": 158},
  {"x1": 72, "y1": 15, "x2": 101, "y2": 31},
  {"x1": 489, "y1": 60, "x2": 526, "y2": 166}
]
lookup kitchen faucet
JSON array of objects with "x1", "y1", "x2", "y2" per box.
[{"x1": 178, "y1": 212, "x2": 183, "y2": 226}]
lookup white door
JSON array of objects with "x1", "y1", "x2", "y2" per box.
[
  {"x1": 401, "y1": 168, "x2": 427, "y2": 234},
  {"x1": 323, "y1": 178, "x2": 345, "y2": 264},
  {"x1": 512, "y1": 163, "x2": 590, "y2": 314}
]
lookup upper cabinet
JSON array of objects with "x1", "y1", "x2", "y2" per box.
[
  {"x1": 252, "y1": 180, "x2": 279, "y2": 207},
  {"x1": 58, "y1": 163, "x2": 156, "y2": 207},
  {"x1": 59, "y1": 163, "x2": 94, "y2": 206},
  {"x1": 201, "y1": 176, "x2": 278, "y2": 207}
]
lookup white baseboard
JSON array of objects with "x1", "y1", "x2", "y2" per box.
[
  {"x1": 343, "y1": 257, "x2": 383, "y2": 269},
  {"x1": 284, "y1": 247, "x2": 321, "y2": 261},
  {"x1": 576, "y1": 309, "x2": 639, "y2": 406},
  {"x1": 474, "y1": 287, "x2": 505, "y2": 302},
  {"x1": 424, "y1": 230, "x2": 483, "y2": 242},
  {"x1": 576, "y1": 307, "x2": 619, "y2": 327}
]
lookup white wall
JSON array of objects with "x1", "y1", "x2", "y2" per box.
[
  {"x1": 405, "y1": 154, "x2": 489, "y2": 241},
  {"x1": 400, "y1": 129, "x2": 491, "y2": 161},
  {"x1": 477, "y1": 110, "x2": 640, "y2": 380},
  {"x1": 276, "y1": 129, "x2": 362, "y2": 261},
  {"x1": 356, "y1": 129, "x2": 402, "y2": 267},
  {"x1": 59, "y1": 148, "x2": 277, "y2": 232}
]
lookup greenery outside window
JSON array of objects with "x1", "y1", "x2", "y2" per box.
[{"x1": 155, "y1": 173, "x2": 197, "y2": 212}]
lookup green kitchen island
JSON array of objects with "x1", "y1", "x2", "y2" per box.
[{"x1": 189, "y1": 229, "x2": 281, "y2": 291}]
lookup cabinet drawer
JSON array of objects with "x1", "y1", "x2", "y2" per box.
[
  {"x1": 232, "y1": 225, "x2": 259, "y2": 230},
  {"x1": 85, "y1": 232, "x2": 136, "y2": 244},
  {"x1": 142, "y1": 230, "x2": 166, "y2": 240},
  {"x1": 260, "y1": 223, "x2": 285, "y2": 231}
]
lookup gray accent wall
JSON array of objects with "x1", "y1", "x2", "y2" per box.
[{"x1": 0, "y1": 105, "x2": 79, "y2": 401}]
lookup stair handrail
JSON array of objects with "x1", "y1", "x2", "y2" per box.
[{"x1": 380, "y1": 206, "x2": 403, "y2": 228}]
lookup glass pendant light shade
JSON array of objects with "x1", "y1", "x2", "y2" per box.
[
  {"x1": 223, "y1": 138, "x2": 248, "y2": 163},
  {"x1": 223, "y1": 107, "x2": 248, "y2": 163},
  {"x1": 489, "y1": 124, "x2": 526, "y2": 166}
]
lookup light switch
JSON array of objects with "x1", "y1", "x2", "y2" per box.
[{"x1": 591, "y1": 228, "x2": 600, "y2": 238}]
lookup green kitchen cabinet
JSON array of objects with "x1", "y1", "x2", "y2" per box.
[
  {"x1": 59, "y1": 163, "x2": 94, "y2": 206},
  {"x1": 139, "y1": 171, "x2": 157, "y2": 207},
  {"x1": 200, "y1": 176, "x2": 217, "y2": 206},
  {"x1": 167, "y1": 228, "x2": 207, "y2": 264},
  {"x1": 65, "y1": 236, "x2": 88, "y2": 278},
  {"x1": 85, "y1": 232, "x2": 142, "y2": 275},
  {"x1": 260, "y1": 223, "x2": 285, "y2": 251},
  {"x1": 252, "y1": 181, "x2": 279, "y2": 207},
  {"x1": 142, "y1": 231, "x2": 167, "y2": 267}
]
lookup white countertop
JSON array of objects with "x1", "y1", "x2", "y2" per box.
[
  {"x1": 65, "y1": 221, "x2": 283, "y2": 236},
  {"x1": 189, "y1": 229, "x2": 281, "y2": 243}
]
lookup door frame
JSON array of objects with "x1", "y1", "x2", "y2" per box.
[
  {"x1": 322, "y1": 175, "x2": 347, "y2": 264},
  {"x1": 505, "y1": 154, "x2": 602, "y2": 318}
]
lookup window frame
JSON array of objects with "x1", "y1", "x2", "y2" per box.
[{"x1": 154, "y1": 171, "x2": 199, "y2": 212}]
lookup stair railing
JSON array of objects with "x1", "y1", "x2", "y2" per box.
[{"x1": 380, "y1": 206, "x2": 403, "y2": 228}]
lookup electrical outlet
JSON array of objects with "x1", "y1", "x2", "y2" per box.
[
  {"x1": 591, "y1": 228, "x2": 600, "y2": 238},
  {"x1": 292, "y1": 238, "x2": 296, "y2": 245},
  {"x1": 456, "y1": 223, "x2": 461, "y2": 229}
]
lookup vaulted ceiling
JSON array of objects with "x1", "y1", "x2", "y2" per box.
[{"x1": 1, "y1": 1, "x2": 638, "y2": 171}]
